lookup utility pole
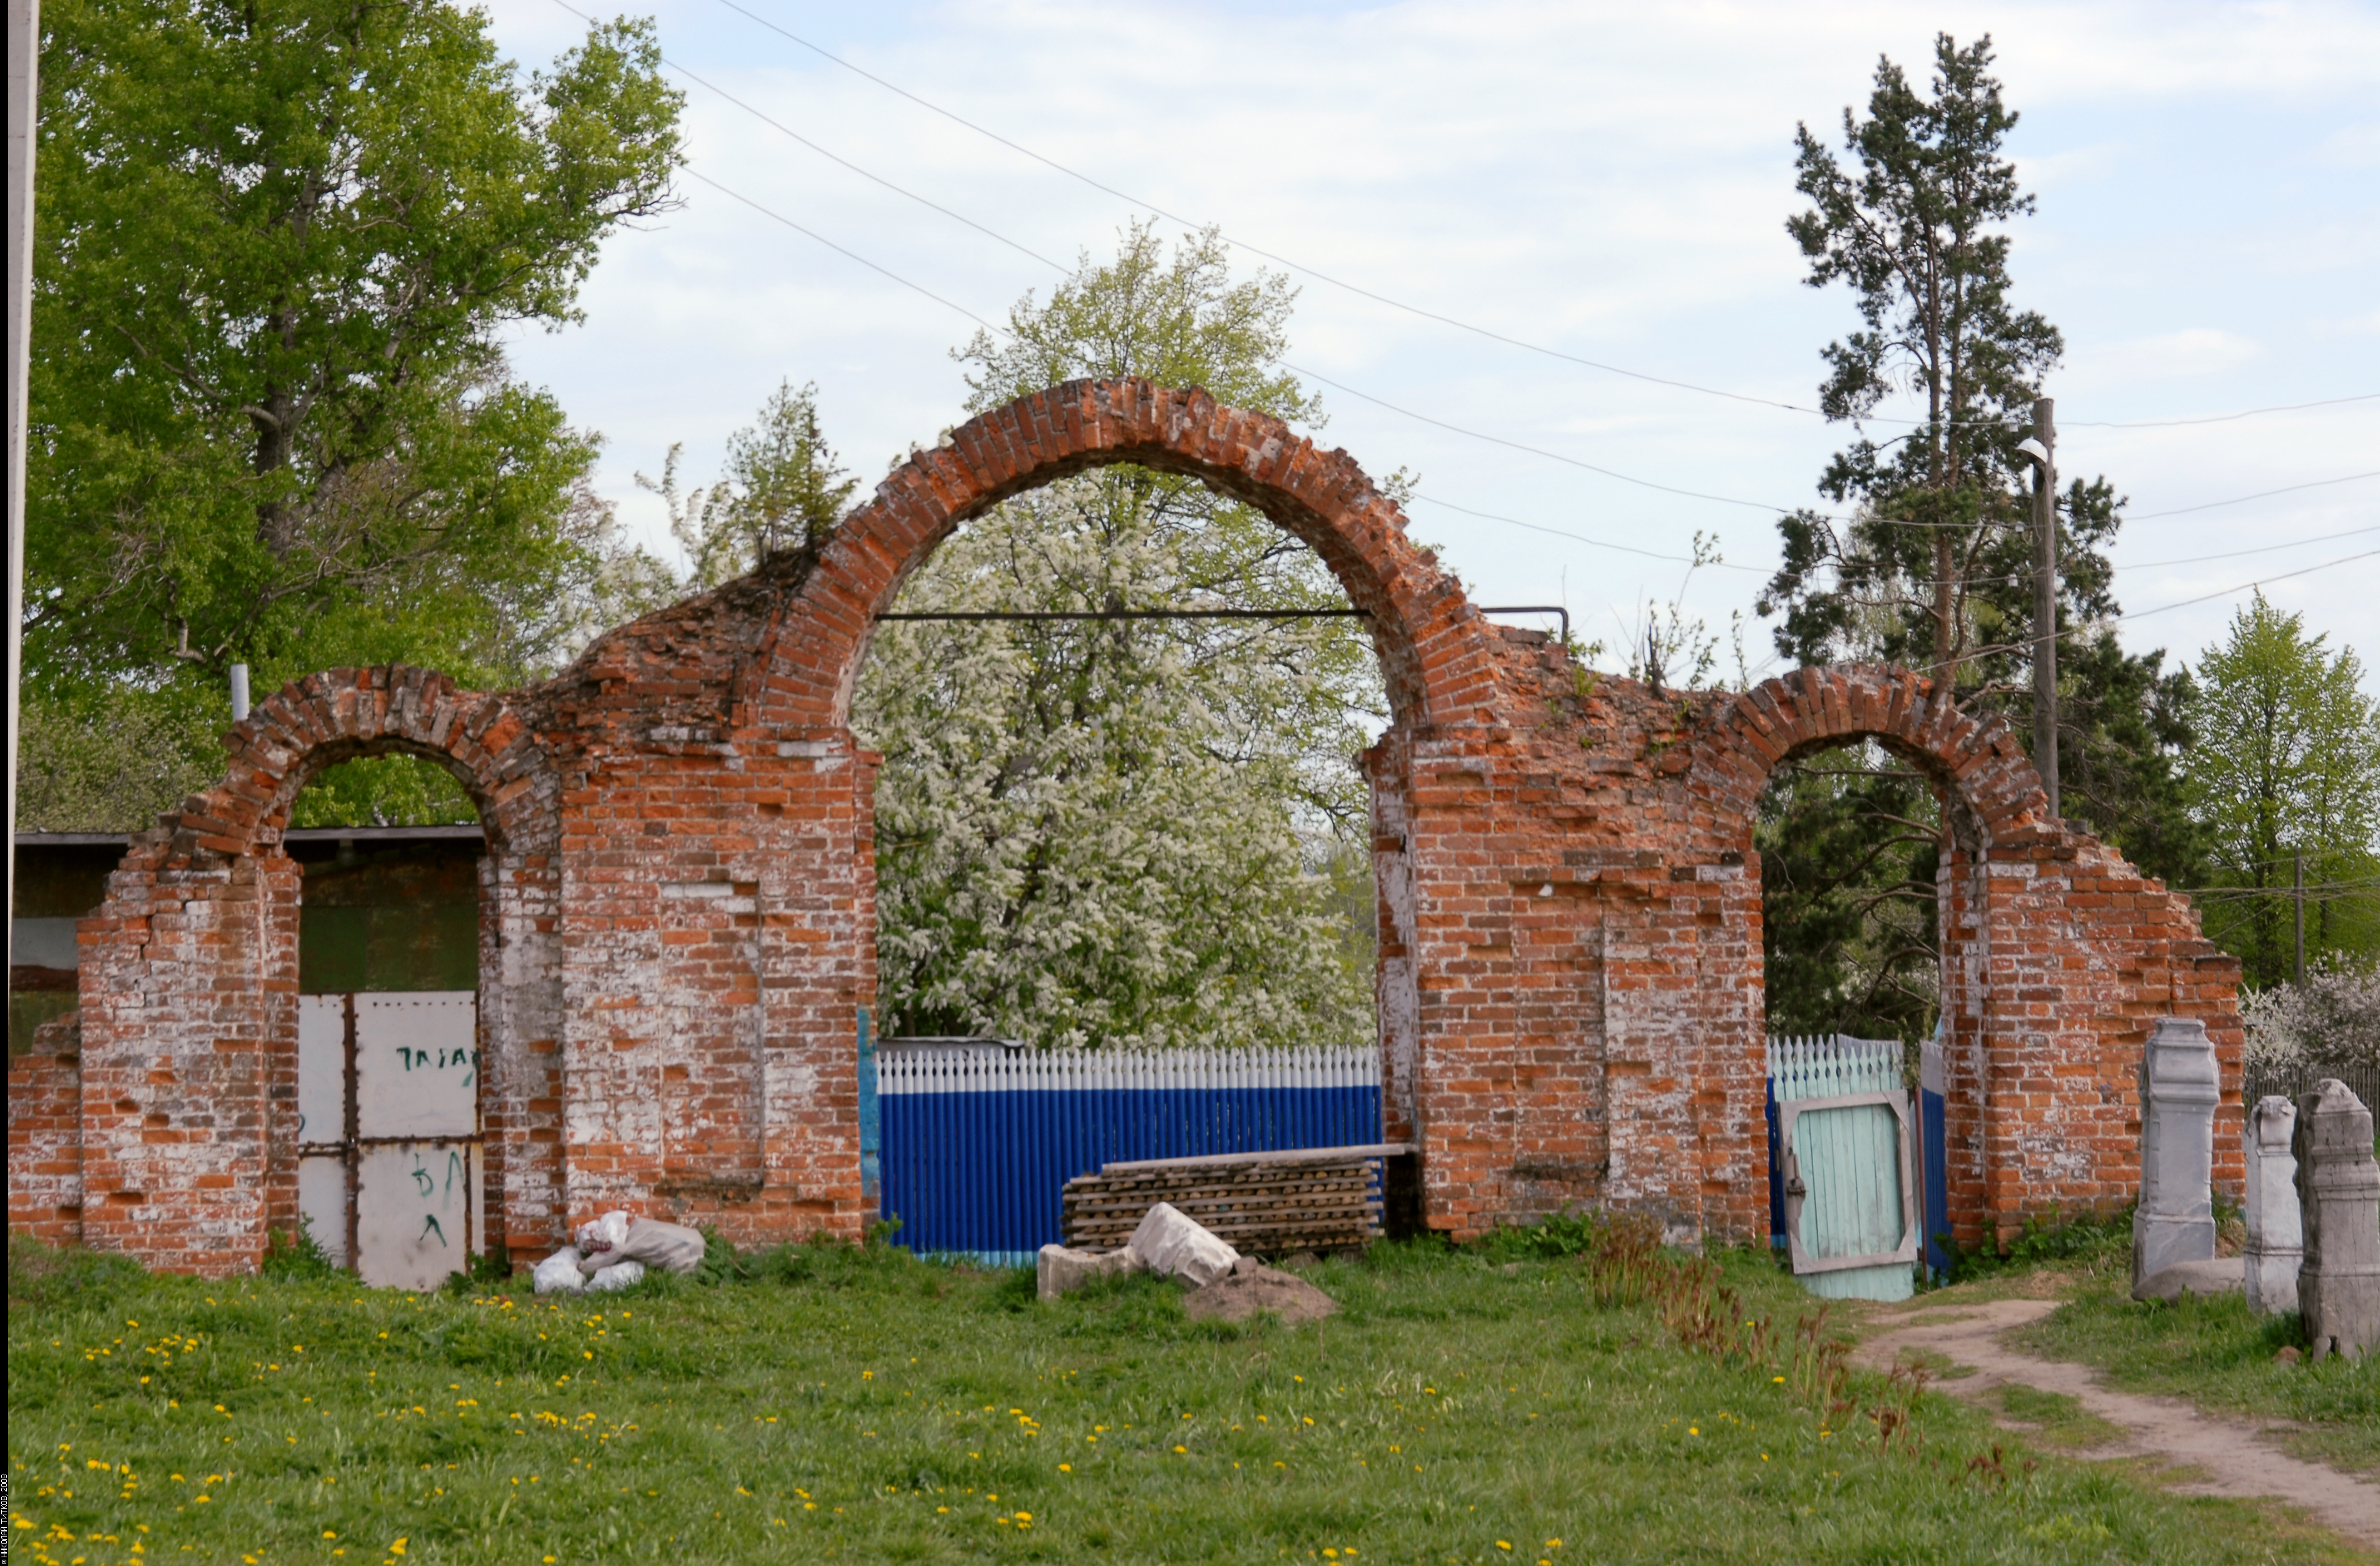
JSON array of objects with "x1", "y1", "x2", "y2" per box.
[
  {"x1": 2294, "y1": 846, "x2": 2305, "y2": 985},
  {"x1": 2028, "y1": 397, "x2": 2059, "y2": 822},
  {"x1": 6, "y1": 0, "x2": 39, "y2": 970}
]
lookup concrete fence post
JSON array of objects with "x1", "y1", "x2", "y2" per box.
[
  {"x1": 2133, "y1": 1017, "x2": 2220, "y2": 1292},
  {"x1": 2295, "y1": 1079, "x2": 2379, "y2": 1362},
  {"x1": 2242, "y1": 1094, "x2": 2301, "y2": 1317}
]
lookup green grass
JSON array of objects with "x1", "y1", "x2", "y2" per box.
[
  {"x1": 9, "y1": 1235, "x2": 2369, "y2": 1565},
  {"x1": 1990, "y1": 1386, "x2": 2128, "y2": 1451},
  {"x1": 2004, "y1": 1264, "x2": 2379, "y2": 1475}
]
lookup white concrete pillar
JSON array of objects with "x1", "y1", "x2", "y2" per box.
[
  {"x1": 2242, "y1": 1094, "x2": 2301, "y2": 1317},
  {"x1": 2133, "y1": 1017, "x2": 2219, "y2": 1290}
]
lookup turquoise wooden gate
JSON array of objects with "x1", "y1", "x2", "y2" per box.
[{"x1": 1767, "y1": 1035, "x2": 1920, "y2": 1302}]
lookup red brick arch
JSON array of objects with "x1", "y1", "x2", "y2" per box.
[
  {"x1": 167, "y1": 665, "x2": 558, "y2": 859},
  {"x1": 746, "y1": 376, "x2": 1496, "y2": 730},
  {"x1": 1684, "y1": 663, "x2": 2052, "y2": 849}
]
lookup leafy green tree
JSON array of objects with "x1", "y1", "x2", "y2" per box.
[
  {"x1": 1752, "y1": 35, "x2": 2204, "y2": 1039},
  {"x1": 847, "y1": 222, "x2": 1382, "y2": 1047},
  {"x1": 640, "y1": 381, "x2": 858, "y2": 592},
  {"x1": 19, "y1": 0, "x2": 683, "y2": 829},
  {"x1": 2185, "y1": 596, "x2": 2380, "y2": 985}
]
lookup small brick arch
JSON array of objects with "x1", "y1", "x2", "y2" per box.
[
  {"x1": 167, "y1": 665, "x2": 558, "y2": 859},
  {"x1": 745, "y1": 376, "x2": 1496, "y2": 730},
  {"x1": 1683, "y1": 663, "x2": 2052, "y2": 851}
]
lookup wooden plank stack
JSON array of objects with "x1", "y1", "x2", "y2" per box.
[{"x1": 1060, "y1": 1143, "x2": 1409, "y2": 1255}]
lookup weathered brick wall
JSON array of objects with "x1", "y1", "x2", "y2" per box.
[
  {"x1": 8, "y1": 1013, "x2": 85, "y2": 1243},
  {"x1": 52, "y1": 670, "x2": 563, "y2": 1274},
  {"x1": 16, "y1": 378, "x2": 2243, "y2": 1275},
  {"x1": 1396, "y1": 650, "x2": 2241, "y2": 1250}
]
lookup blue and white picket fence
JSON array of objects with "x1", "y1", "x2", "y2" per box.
[
  {"x1": 1764, "y1": 1033, "x2": 1951, "y2": 1293},
  {"x1": 876, "y1": 1043, "x2": 1382, "y2": 1264}
]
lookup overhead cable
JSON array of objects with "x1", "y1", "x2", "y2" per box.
[
  {"x1": 701, "y1": 0, "x2": 2378, "y2": 435},
  {"x1": 599, "y1": 1, "x2": 2380, "y2": 536},
  {"x1": 1410, "y1": 494, "x2": 1767, "y2": 574},
  {"x1": 1941, "y1": 545, "x2": 2380, "y2": 670},
  {"x1": 673, "y1": 160, "x2": 2380, "y2": 594},
  {"x1": 2125, "y1": 470, "x2": 2379, "y2": 521},
  {"x1": 680, "y1": 170, "x2": 1002, "y2": 333}
]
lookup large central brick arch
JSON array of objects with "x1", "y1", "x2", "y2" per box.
[{"x1": 743, "y1": 376, "x2": 1494, "y2": 732}]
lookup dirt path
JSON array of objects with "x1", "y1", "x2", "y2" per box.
[{"x1": 1860, "y1": 1299, "x2": 2380, "y2": 1552}]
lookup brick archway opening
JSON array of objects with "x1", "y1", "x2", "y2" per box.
[
  {"x1": 1677, "y1": 665, "x2": 2237, "y2": 1252},
  {"x1": 732, "y1": 377, "x2": 1501, "y2": 1158},
  {"x1": 69, "y1": 668, "x2": 564, "y2": 1275}
]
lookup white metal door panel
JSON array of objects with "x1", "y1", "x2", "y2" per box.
[
  {"x1": 297, "y1": 1154, "x2": 351, "y2": 1267},
  {"x1": 297, "y1": 995, "x2": 346, "y2": 1146},
  {"x1": 356, "y1": 1141, "x2": 477, "y2": 1291},
  {"x1": 356, "y1": 993, "x2": 478, "y2": 1138}
]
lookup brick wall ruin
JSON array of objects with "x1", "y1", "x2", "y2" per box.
[{"x1": 10, "y1": 377, "x2": 2243, "y2": 1275}]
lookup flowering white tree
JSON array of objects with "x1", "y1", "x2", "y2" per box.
[
  {"x1": 850, "y1": 224, "x2": 1384, "y2": 1047},
  {"x1": 2241, "y1": 963, "x2": 2380, "y2": 1071}
]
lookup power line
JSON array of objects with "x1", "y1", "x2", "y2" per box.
[
  {"x1": 1410, "y1": 494, "x2": 1768, "y2": 574},
  {"x1": 1288, "y1": 365, "x2": 1831, "y2": 518},
  {"x1": 2088, "y1": 545, "x2": 2380, "y2": 626},
  {"x1": 1942, "y1": 544, "x2": 2380, "y2": 670},
  {"x1": 1414, "y1": 500, "x2": 2380, "y2": 588},
  {"x1": 680, "y1": 169, "x2": 1001, "y2": 333},
  {"x1": 2182, "y1": 879, "x2": 2380, "y2": 899},
  {"x1": 2126, "y1": 470, "x2": 2379, "y2": 521},
  {"x1": 674, "y1": 162, "x2": 2380, "y2": 599},
  {"x1": 2073, "y1": 395, "x2": 2380, "y2": 430},
  {"x1": 701, "y1": 0, "x2": 2379, "y2": 437},
  {"x1": 618, "y1": 30, "x2": 1068, "y2": 274},
  {"x1": 608, "y1": 3, "x2": 2380, "y2": 538},
  {"x1": 879, "y1": 608, "x2": 1367, "y2": 622},
  {"x1": 879, "y1": 604, "x2": 1572, "y2": 640}
]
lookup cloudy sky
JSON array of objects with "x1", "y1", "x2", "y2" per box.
[{"x1": 479, "y1": 0, "x2": 2380, "y2": 688}]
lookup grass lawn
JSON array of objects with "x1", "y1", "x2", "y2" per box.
[{"x1": 9, "y1": 1235, "x2": 2368, "y2": 1565}]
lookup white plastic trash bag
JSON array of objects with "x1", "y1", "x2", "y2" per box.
[
  {"x1": 573, "y1": 1210, "x2": 706, "y2": 1278},
  {"x1": 1126, "y1": 1201, "x2": 1239, "y2": 1288},
  {"x1": 532, "y1": 1246, "x2": 587, "y2": 1295},
  {"x1": 587, "y1": 1260, "x2": 647, "y2": 1292},
  {"x1": 574, "y1": 1211, "x2": 631, "y2": 1258}
]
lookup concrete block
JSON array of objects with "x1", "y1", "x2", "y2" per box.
[
  {"x1": 2295, "y1": 1079, "x2": 2380, "y2": 1362},
  {"x1": 2243, "y1": 1094, "x2": 2302, "y2": 1317},
  {"x1": 2133, "y1": 1017, "x2": 2220, "y2": 1291},
  {"x1": 2131, "y1": 1257, "x2": 2242, "y2": 1303},
  {"x1": 1035, "y1": 1243, "x2": 1141, "y2": 1301}
]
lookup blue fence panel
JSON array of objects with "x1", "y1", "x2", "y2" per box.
[
  {"x1": 1919, "y1": 1034, "x2": 1950, "y2": 1280},
  {"x1": 1764, "y1": 1072, "x2": 1785, "y2": 1250},
  {"x1": 879, "y1": 1045, "x2": 1383, "y2": 1263}
]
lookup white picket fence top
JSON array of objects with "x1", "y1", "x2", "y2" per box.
[
  {"x1": 876, "y1": 1042, "x2": 1379, "y2": 1096},
  {"x1": 1767, "y1": 1034, "x2": 1904, "y2": 1103}
]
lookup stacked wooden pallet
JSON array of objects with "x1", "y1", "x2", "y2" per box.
[{"x1": 1061, "y1": 1143, "x2": 1410, "y2": 1255}]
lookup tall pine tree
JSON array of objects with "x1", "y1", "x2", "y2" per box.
[{"x1": 1756, "y1": 35, "x2": 2202, "y2": 1037}]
